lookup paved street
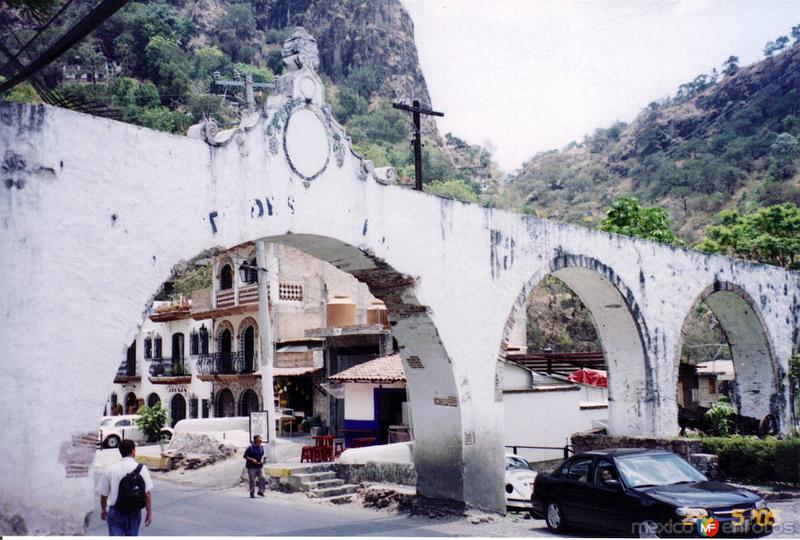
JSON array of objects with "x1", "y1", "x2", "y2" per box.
[{"x1": 85, "y1": 476, "x2": 800, "y2": 537}]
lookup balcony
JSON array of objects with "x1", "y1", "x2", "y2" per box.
[
  {"x1": 191, "y1": 285, "x2": 264, "y2": 320},
  {"x1": 150, "y1": 298, "x2": 192, "y2": 322},
  {"x1": 148, "y1": 357, "x2": 191, "y2": 384},
  {"x1": 114, "y1": 360, "x2": 140, "y2": 383},
  {"x1": 196, "y1": 351, "x2": 258, "y2": 380}
]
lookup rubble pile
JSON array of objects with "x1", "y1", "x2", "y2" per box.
[
  {"x1": 163, "y1": 432, "x2": 238, "y2": 470},
  {"x1": 360, "y1": 484, "x2": 414, "y2": 511}
]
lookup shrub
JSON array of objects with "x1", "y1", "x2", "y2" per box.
[
  {"x1": 701, "y1": 436, "x2": 800, "y2": 485},
  {"x1": 135, "y1": 402, "x2": 168, "y2": 442},
  {"x1": 704, "y1": 397, "x2": 736, "y2": 435}
]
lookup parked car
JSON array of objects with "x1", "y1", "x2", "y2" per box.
[
  {"x1": 531, "y1": 448, "x2": 773, "y2": 537},
  {"x1": 98, "y1": 415, "x2": 173, "y2": 448},
  {"x1": 505, "y1": 453, "x2": 537, "y2": 509}
]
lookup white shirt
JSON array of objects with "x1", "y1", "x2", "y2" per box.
[{"x1": 97, "y1": 457, "x2": 153, "y2": 507}]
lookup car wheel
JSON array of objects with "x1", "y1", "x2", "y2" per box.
[
  {"x1": 160, "y1": 430, "x2": 172, "y2": 442},
  {"x1": 105, "y1": 435, "x2": 120, "y2": 449},
  {"x1": 636, "y1": 520, "x2": 660, "y2": 538},
  {"x1": 545, "y1": 501, "x2": 567, "y2": 532}
]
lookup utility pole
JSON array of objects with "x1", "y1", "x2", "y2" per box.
[
  {"x1": 256, "y1": 240, "x2": 278, "y2": 462},
  {"x1": 392, "y1": 100, "x2": 444, "y2": 191},
  {"x1": 212, "y1": 71, "x2": 274, "y2": 112}
]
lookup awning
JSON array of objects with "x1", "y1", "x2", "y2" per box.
[{"x1": 568, "y1": 368, "x2": 608, "y2": 388}]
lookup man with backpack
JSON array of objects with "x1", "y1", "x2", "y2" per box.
[{"x1": 97, "y1": 439, "x2": 153, "y2": 535}]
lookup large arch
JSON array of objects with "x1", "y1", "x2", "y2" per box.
[
  {"x1": 499, "y1": 253, "x2": 655, "y2": 436},
  {"x1": 677, "y1": 281, "x2": 783, "y2": 428}
]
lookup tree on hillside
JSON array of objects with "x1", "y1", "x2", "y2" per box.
[
  {"x1": 775, "y1": 36, "x2": 790, "y2": 53},
  {"x1": 764, "y1": 41, "x2": 777, "y2": 60},
  {"x1": 425, "y1": 179, "x2": 480, "y2": 204},
  {"x1": 722, "y1": 56, "x2": 739, "y2": 77},
  {"x1": 696, "y1": 203, "x2": 800, "y2": 269},
  {"x1": 599, "y1": 197, "x2": 680, "y2": 245},
  {"x1": 792, "y1": 24, "x2": 800, "y2": 43}
]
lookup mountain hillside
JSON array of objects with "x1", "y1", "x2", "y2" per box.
[
  {"x1": 509, "y1": 41, "x2": 800, "y2": 242},
  {"x1": 1, "y1": 0, "x2": 499, "y2": 192}
]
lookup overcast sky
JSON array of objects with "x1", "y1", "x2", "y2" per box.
[{"x1": 401, "y1": 0, "x2": 799, "y2": 173}]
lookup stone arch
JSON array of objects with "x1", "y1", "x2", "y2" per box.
[
  {"x1": 260, "y1": 234, "x2": 465, "y2": 504},
  {"x1": 170, "y1": 393, "x2": 186, "y2": 427},
  {"x1": 216, "y1": 388, "x2": 236, "y2": 418},
  {"x1": 146, "y1": 393, "x2": 161, "y2": 408},
  {"x1": 237, "y1": 317, "x2": 259, "y2": 340},
  {"x1": 217, "y1": 257, "x2": 234, "y2": 291},
  {"x1": 239, "y1": 388, "x2": 260, "y2": 417},
  {"x1": 499, "y1": 252, "x2": 654, "y2": 436},
  {"x1": 677, "y1": 280, "x2": 783, "y2": 428}
]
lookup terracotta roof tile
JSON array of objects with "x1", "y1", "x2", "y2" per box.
[{"x1": 328, "y1": 354, "x2": 405, "y2": 383}]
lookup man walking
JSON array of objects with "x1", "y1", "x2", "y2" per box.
[
  {"x1": 244, "y1": 435, "x2": 266, "y2": 498},
  {"x1": 98, "y1": 439, "x2": 153, "y2": 536}
]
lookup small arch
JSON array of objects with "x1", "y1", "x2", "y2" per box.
[
  {"x1": 147, "y1": 393, "x2": 161, "y2": 408},
  {"x1": 239, "y1": 389, "x2": 260, "y2": 417},
  {"x1": 124, "y1": 392, "x2": 139, "y2": 415},
  {"x1": 218, "y1": 259, "x2": 234, "y2": 291},
  {"x1": 238, "y1": 317, "x2": 258, "y2": 373},
  {"x1": 216, "y1": 388, "x2": 236, "y2": 417},
  {"x1": 677, "y1": 280, "x2": 782, "y2": 430},
  {"x1": 170, "y1": 394, "x2": 186, "y2": 427}
]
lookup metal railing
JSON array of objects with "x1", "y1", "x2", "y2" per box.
[
  {"x1": 196, "y1": 351, "x2": 257, "y2": 375},
  {"x1": 506, "y1": 352, "x2": 605, "y2": 377},
  {"x1": 116, "y1": 360, "x2": 137, "y2": 377},
  {"x1": 149, "y1": 357, "x2": 190, "y2": 377},
  {"x1": 506, "y1": 444, "x2": 574, "y2": 460}
]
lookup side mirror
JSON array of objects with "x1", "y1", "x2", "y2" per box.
[{"x1": 603, "y1": 479, "x2": 622, "y2": 490}]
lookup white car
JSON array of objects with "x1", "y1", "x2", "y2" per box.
[
  {"x1": 98, "y1": 415, "x2": 173, "y2": 448},
  {"x1": 505, "y1": 453, "x2": 537, "y2": 509}
]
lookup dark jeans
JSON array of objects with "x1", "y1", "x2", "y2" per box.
[{"x1": 108, "y1": 506, "x2": 142, "y2": 536}]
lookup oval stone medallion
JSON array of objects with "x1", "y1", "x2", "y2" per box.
[{"x1": 283, "y1": 107, "x2": 330, "y2": 181}]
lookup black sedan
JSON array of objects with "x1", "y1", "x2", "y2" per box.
[{"x1": 530, "y1": 448, "x2": 773, "y2": 537}]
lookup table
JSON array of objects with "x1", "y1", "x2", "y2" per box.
[{"x1": 351, "y1": 437, "x2": 377, "y2": 448}]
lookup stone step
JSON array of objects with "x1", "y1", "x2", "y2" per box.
[
  {"x1": 312, "y1": 493, "x2": 355, "y2": 505},
  {"x1": 286, "y1": 463, "x2": 337, "y2": 474},
  {"x1": 304, "y1": 479, "x2": 344, "y2": 490},
  {"x1": 293, "y1": 471, "x2": 338, "y2": 483},
  {"x1": 308, "y1": 484, "x2": 359, "y2": 499}
]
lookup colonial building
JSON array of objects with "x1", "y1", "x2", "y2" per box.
[{"x1": 107, "y1": 241, "x2": 396, "y2": 434}]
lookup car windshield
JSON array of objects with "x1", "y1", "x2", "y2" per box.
[
  {"x1": 616, "y1": 453, "x2": 707, "y2": 488},
  {"x1": 506, "y1": 456, "x2": 534, "y2": 471}
]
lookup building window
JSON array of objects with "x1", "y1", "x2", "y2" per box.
[
  {"x1": 200, "y1": 325, "x2": 209, "y2": 354},
  {"x1": 172, "y1": 333, "x2": 184, "y2": 360},
  {"x1": 154, "y1": 334, "x2": 163, "y2": 359},
  {"x1": 143, "y1": 337, "x2": 152, "y2": 359},
  {"x1": 219, "y1": 264, "x2": 233, "y2": 290},
  {"x1": 189, "y1": 396, "x2": 199, "y2": 418},
  {"x1": 190, "y1": 330, "x2": 199, "y2": 356},
  {"x1": 201, "y1": 399, "x2": 209, "y2": 418}
]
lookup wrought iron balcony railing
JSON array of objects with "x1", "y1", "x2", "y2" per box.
[
  {"x1": 149, "y1": 357, "x2": 190, "y2": 377},
  {"x1": 116, "y1": 360, "x2": 137, "y2": 377},
  {"x1": 196, "y1": 351, "x2": 257, "y2": 376}
]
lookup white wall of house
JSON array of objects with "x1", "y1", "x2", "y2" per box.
[
  {"x1": 344, "y1": 382, "x2": 406, "y2": 420},
  {"x1": 504, "y1": 387, "x2": 608, "y2": 463}
]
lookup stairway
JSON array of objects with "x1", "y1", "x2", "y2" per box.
[{"x1": 281, "y1": 463, "x2": 359, "y2": 504}]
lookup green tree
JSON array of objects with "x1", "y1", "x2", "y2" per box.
[
  {"x1": 792, "y1": 24, "x2": 800, "y2": 43},
  {"x1": 426, "y1": 179, "x2": 480, "y2": 204},
  {"x1": 599, "y1": 196, "x2": 680, "y2": 244},
  {"x1": 722, "y1": 55, "x2": 739, "y2": 77},
  {"x1": 144, "y1": 36, "x2": 190, "y2": 104},
  {"x1": 194, "y1": 46, "x2": 229, "y2": 80},
  {"x1": 135, "y1": 402, "x2": 168, "y2": 442},
  {"x1": 696, "y1": 203, "x2": 800, "y2": 269}
]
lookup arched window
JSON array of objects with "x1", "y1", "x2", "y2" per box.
[
  {"x1": 143, "y1": 337, "x2": 152, "y2": 359},
  {"x1": 147, "y1": 393, "x2": 161, "y2": 407},
  {"x1": 219, "y1": 264, "x2": 233, "y2": 290},
  {"x1": 171, "y1": 333, "x2": 184, "y2": 360}
]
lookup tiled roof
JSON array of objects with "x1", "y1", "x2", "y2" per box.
[
  {"x1": 273, "y1": 366, "x2": 323, "y2": 377},
  {"x1": 328, "y1": 354, "x2": 405, "y2": 383}
]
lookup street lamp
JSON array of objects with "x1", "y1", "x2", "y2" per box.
[{"x1": 238, "y1": 262, "x2": 262, "y2": 284}]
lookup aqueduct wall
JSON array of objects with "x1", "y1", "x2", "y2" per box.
[{"x1": 1, "y1": 30, "x2": 799, "y2": 534}]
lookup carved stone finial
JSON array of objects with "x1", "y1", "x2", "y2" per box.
[{"x1": 282, "y1": 27, "x2": 320, "y2": 72}]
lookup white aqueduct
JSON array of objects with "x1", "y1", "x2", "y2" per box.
[{"x1": 1, "y1": 29, "x2": 798, "y2": 533}]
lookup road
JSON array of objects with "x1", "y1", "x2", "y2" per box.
[{"x1": 85, "y1": 478, "x2": 800, "y2": 537}]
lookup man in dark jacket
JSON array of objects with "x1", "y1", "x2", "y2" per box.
[{"x1": 244, "y1": 435, "x2": 266, "y2": 498}]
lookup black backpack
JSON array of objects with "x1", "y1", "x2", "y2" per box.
[{"x1": 115, "y1": 464, "x2": 146, "y2": 512}]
